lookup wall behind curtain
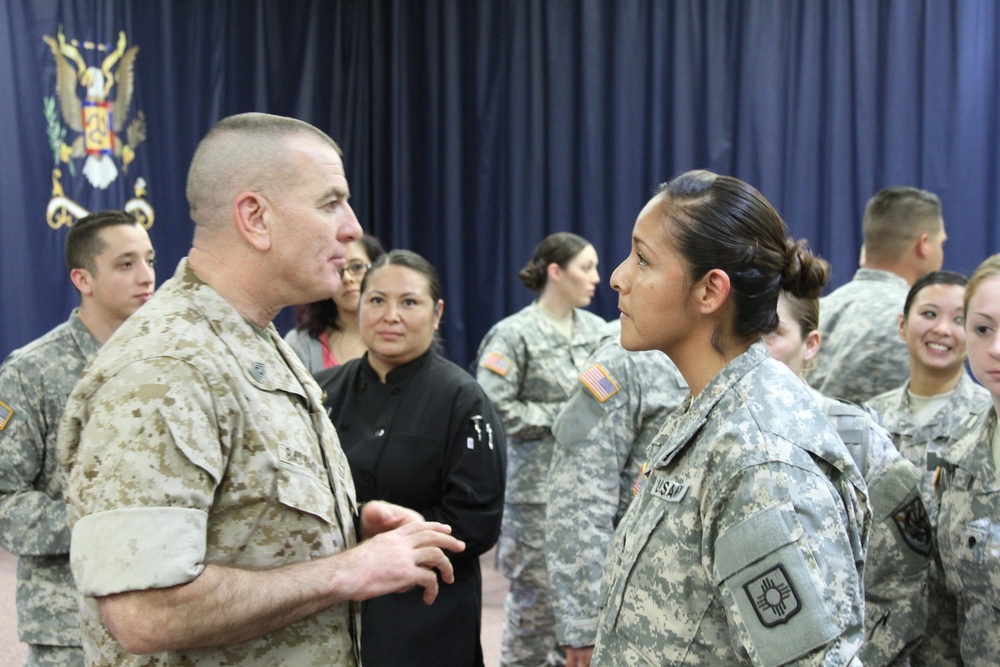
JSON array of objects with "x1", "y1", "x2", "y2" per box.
[{"x1": 3, "y1": 1, "x2": 999, "y2": 368}]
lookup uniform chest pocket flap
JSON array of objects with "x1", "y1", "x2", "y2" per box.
[
  {"x1": 276, "y1": 443, "x2": 337, "y2": 526},
  {"x1": 713, "y1": 502, "x2": 840, "y2": 667},
  {"x1": 953, "y1": 515, "x2": 1000, "y2": 611}
]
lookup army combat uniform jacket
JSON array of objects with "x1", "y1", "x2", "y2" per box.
[
  {"x1": 594, "y1": 343, "x2": 869, "y2": 667},
  {"x1": 937, "y1": 404, "x2": 1000, "y2": 666},
  {"x1": 476, "y1": 303, "x2": 606, "y2": 506},
  {"x1": 546, "y1": 322, "x2": 687, "y2": 648},
  {"x1": 0, "y1": 310, "x2": 98, "y2": 651},
  {"x1": 58, "y1": 259, "x2": 360, "y2": 666},
  {"x1": 476, "y1": 303, "x2": 606, "y2": 664},
  {"x1": 866, "y1": 373, "x2": 988, "y2": 666},
  {"x1": 818, "y1": 393, "x2": 930, "y2": 667},
  {"x1": 810, "y1": 269, "x2": 910, "y2": 404}
]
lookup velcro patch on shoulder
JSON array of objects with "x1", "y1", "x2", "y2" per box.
[
  {"x1": 0, "y1": 400, "x2": 11, "y2": 431},
  {"x1": 482, "y1": 352, "x2": 511, "y2": 377},
  {"x1": 579, "y1": 363, "x2": 619, "y2": 402}
]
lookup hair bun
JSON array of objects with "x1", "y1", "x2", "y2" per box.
[
  {"x1": 518, "y1": 258, "x2": 547, "y2": 291},
  {"x1": 781, "y1": 238, "x2": 829, "y2": 300}
]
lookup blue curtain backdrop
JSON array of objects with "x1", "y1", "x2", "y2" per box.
[{"x1": 2, "y1": 1, "x2": 999, "y2": 369}]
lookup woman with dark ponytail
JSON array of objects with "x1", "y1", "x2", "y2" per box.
[
  {"x1": 592, "y1": 171, "x2": 868, "y2": 666},
  {"x1": 475, "y1": 232, "x2": 607, "y2": 667}
]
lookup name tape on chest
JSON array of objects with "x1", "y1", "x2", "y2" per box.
[
  {"x1": 0, "y1": 400, "x2": 12, "y2": 432},
  {"x1": 648, "y1": 476, "x2": 689, "y2": 502},
  {"x1": 482, "y1": 352, "x2": 511, "y2": 377},
  {"x1": 579, "y1": 363, "x2": 619, "y2": 402}
]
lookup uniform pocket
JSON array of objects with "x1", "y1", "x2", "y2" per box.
[
  {"x1": 276, "y1": 443, "x2": 336, "y2": 525},
  {"x1": 602, "y1": 506, "x2": 666, "y2": 634}
]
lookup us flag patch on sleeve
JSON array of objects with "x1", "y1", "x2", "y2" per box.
[
  {"x1": 0, "y1": 400, "x2": 12, "y2": 432},
  {"x1": 483, "y1": 352, "x2": 511, "y2": 376},
  {"x1": 579, "y1": 364, "x2": 619, "y2": 402}
]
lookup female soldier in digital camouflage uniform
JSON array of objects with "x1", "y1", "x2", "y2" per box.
[
  {"x1": 476, "y1": 232, "x2": 606, "y2": 667},
  {"x1": 937, "y1": 253, "x2": 1000, "y2": 666},
  {"x1": 768, "y1": 288, "x2": 931, "y2": 666},
  {"x1": 593, "y1": 170, "x2": 869, "y2": 666},
  {"x1": 867, "y1": 270, "x2": 988, "y2": 666}
]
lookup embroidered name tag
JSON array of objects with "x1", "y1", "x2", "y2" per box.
[{"x1": 649, "y1": 476, "x2": 689, "y2": 502}]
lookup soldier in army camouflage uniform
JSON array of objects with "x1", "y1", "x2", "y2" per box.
[
  {"x1": 867, "y1": 270, "x2": 989, "y2": 666},
  {"x1": 936, "y1": 254, "x2": 1000, "y2": 666},
  {"x1": 476, "y1": 232, "x2": 606, "y2": 666},
  {"x1": 809, "y1": 186, "x2": 947, "y2": 404},
  {"x1": 545, "y1": 319, "x2": 687, "y2": 667},
  {"x1": 594, "y1": 171, "x2": 869, "y2": 666},
  {"x1": 57, "y1": 113, "x2": 464, "y2": 667},
  {"x1": 0, "y1": 210, "x2": 155, "y2": 667},
  {"x1": 768, "y1": 289, "x2": 932, "y2": 666}
]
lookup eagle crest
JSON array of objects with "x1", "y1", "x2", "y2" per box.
[{"x1": 42, "y1": 25, "x2": 146, "y2": 189}]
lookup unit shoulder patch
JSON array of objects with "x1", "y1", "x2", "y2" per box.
[
  {"x1": 743, "y1": 564, "x2": 801, "y2": 627},
  {"x1": 891, "y1": 495, "x2": 933, "y2": 556}
]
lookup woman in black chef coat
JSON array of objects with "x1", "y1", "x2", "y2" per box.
[{"x1": 316, "y1": 249, "x2": 507, "y2": 667}]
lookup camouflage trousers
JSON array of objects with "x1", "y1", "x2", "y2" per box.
[
  {"x1": 910, "y1": 560, "x2": 962, "y2": 667},
  {"x1": 27, "y1": 644, "x2": 84, "y2": 667},
  {"x1": 499, "y1": 503, "x2": 565, "y2": 667}
]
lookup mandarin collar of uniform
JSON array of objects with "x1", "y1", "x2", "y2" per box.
[
  {"x1": 948, "y1": 404, "x2": 999, "y2": 485},
  {"x1": 647, "y1": 341, "x2": 768, "y2": 469},
  {"x1": 852, "y1": 268, "x2": 909, "y2": 287},
  {"x1": 956, "y1": 372, "x2": 987, "y2": 407},
  {"x1": 176, "y1": 258, "x2": 311, "y2": 403},
  {"x1": 66, "y1": 307, "x2": 103, "y2": 362},
  {"x1": 359, "y1": 347, "x2": 437, "y2": 386}
]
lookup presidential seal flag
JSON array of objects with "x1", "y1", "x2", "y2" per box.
[{"x1": 42, "y1": 25, "x2": 154, "y2": 230}]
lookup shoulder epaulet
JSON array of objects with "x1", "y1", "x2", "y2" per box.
[{"x1": 823, "y1": 399, "x2": 871, "y2": 478}]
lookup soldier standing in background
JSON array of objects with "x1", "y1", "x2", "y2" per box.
[
  {"x1": 545, "y1": 319, "x2": 687, "y2": 667},
  {"x1": 935, "y1": 254, "x2": 1000, "y2": 667},
  {"x1": 809, "y1": 186, "x2": 947, "y2": 404},
  {"x1": 767, "y1": 288, "x2": 932, "y2": 666},
  {"x1": 0, "y1": 210, "x2": 155, "y2": 666},
  {"x1": 476, "y1": 232, "x2": 606, "y2": 667},
  {"x1": 867, "y1": 270, "x2": 988, "y2": 666}
]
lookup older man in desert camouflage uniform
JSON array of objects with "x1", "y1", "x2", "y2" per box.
[
  {"x1": 57, "y1": 113, "x2": 463, "y2": 666},
  {"x1": 545, "y1": 320, "x2": 687, "y2": 667},
  {"x1": 810, "y1": 186, "x2": 946, "y2": 404},
  {"x1": 0, "y1": 210, "x2": 155, "y2": 667}
]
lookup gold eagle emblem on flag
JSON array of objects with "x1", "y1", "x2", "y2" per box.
[{"x1": 41, "y1": 25, "x2": 154, "y2": 230}]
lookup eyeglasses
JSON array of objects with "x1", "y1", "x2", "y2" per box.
[{"x1": 340, "y1": 262, "x2": 371, "y2": 277}]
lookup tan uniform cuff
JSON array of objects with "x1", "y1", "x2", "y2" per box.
[{"x1": 71, "y1": 507, "x2": 207, "y2": 596}]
